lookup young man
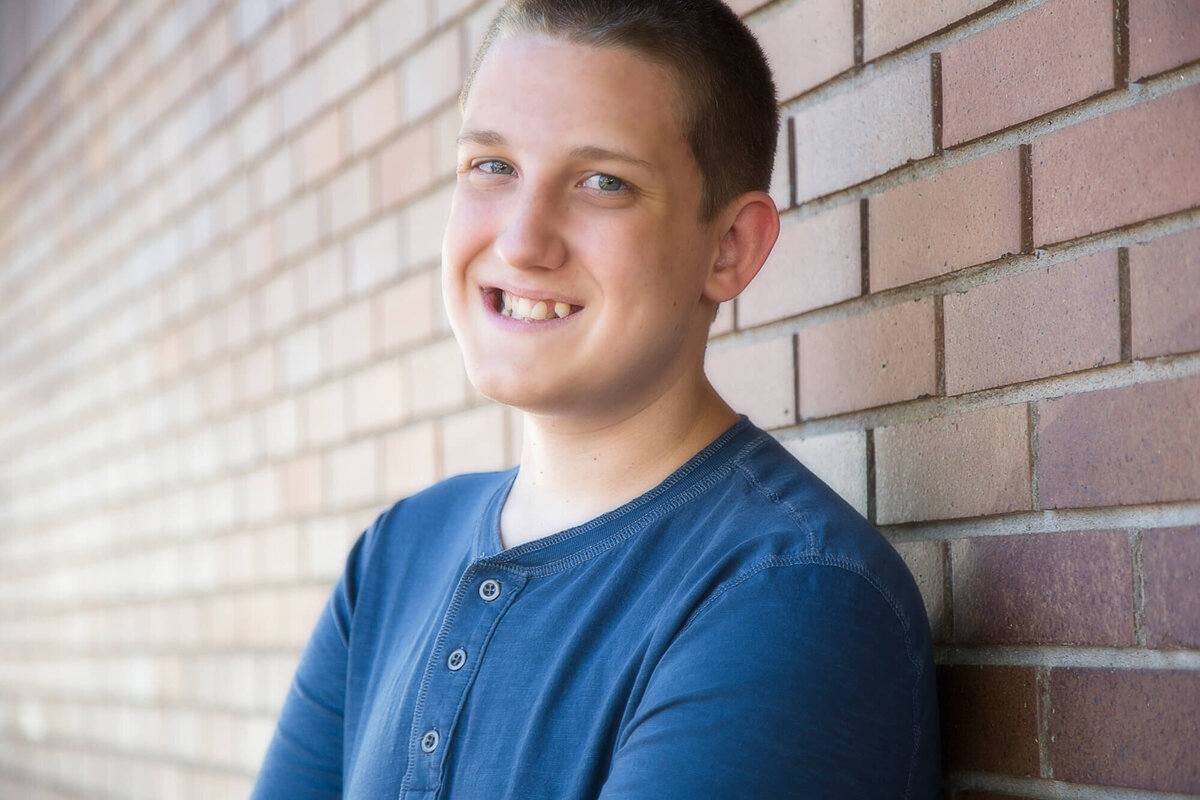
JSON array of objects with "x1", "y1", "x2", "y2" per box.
[{"x1": 252, "y1": 1, "x2": 940, "y2": 797}]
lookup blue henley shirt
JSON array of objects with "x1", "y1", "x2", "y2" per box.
[{"x1": 251, "y1": 417, "x2": 940, "y2": 799}]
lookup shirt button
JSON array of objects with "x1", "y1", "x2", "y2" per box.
[
  {"x1": 479, "y1": 579, "x2": 501, "y2": 601},
  {"x1": 447, "y1": 648, "x2": 467, "y2": 672},
  {"x1": 420, "y1": 730, "x2": 439, "y2": 753}
]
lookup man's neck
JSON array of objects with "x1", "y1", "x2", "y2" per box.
[{"x1": 498, "y1": 379, "x2": 739, "y2": 550}]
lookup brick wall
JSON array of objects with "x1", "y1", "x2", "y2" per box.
[{"x1": 0, "y1": 0, "x2": 1196, "y2": 797}]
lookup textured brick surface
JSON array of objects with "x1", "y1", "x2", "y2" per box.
[
  {"x1": 782, "y1": 430, "x2": 867, "y2": 517},
  {"x1": 705, "y1": 336, "x2": 796, "y2": 429},
  {"x1": 1037, "y1": 375, "x2": 1200, "y2": 508},
  {"x1": 892, "y1": 539, "x2": 947, "y2": 641},
  {"x1": 1050, "y1": 669, "x2": 1200, "y2": 793},
  {"x1": 942, "y1": 0, "x2": 1113, "y2": 145},
  {"x1": 870, "y1": 149, "x2": 1022, "y2": 291},
  {"x1": 791, "y1": 60, "x2": 932, "y2": 202},
  {"x1": 1142, "y1": 526, "x2": 1200, "y2": 649},
  {"x1": 952, "y1": 530, "x2": 1134, "y2": 645},
  {"x1": 1130, "y1": 0, "x2": 1200, "y2": 80},
  {"x1": 938, "y1": 665, "x2": 1040, "y2": 775},
  {"x1": 875, "y1": 403, "x2": 1032, "y2": 524},
  {"x1": 1129, "y1": 227, "x2": 1200, "y2": 359},
  {"x1": 862, "y1": 0, "x2": 994, "y2": 60},
  {"x1": 943, "y1": 251, "x2": 1121, "y2": 394},
  {"x1": 737, "y1": 203, "x2": 860, "y2": 327},
  {"x1": 749, "y1": 0, "x2": 854, "y2": 101},
  {"x1": 1033, "y1": 84, "x2": 1200, "y2": 245},
  {"x1": 798, "y1": 299, "x2": 936, "y2": 417}
]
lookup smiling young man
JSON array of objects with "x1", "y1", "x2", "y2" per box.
[{"x1": 252, "y1": 2, "x2": 940, "y2": 798}]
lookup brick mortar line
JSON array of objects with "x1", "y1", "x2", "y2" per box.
[
  {"x1": 1028, "y1": 402, "x2": 1040, "y2": 510},
  {"x1": 944, "y1": 771, "x2": 1200, "y2": 800},
  {"x1": 935, "y1": 645, "x2": 1200, "y2": 670},
  {"x1": 1037, "y1": 664, "x2": 1053, "y2": 778},
  {"x1": 1131, "y1": 529, "x2": 1147, "y2": 647},
  {"x1": 781, "y1": 61, "x2": 1200, "y2": 220},
  {"x1": 0, "y1": 743, "x2": 257, "y2": 791},
  {"x1": 882, "y1": 501, "x2": 1200, "y2": 543},
  {"x1": 0, "y1": 687, "x2": 287, "y2": 720},
  {"x1": 711, "y1": 206, "x2": 1200, "y2": 351},
  {"x1": 1118, "y1": 248, "x2": 1133, "y2": 361}
]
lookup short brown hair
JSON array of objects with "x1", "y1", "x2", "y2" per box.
[{"x1": 461, "y1": 0, "x2": 779, "y2": 220}]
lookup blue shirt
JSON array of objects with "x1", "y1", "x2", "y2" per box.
[{"x1": 252, "y1": 418, "x2": 940, "y2": 798}]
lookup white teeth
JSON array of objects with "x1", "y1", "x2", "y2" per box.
[{"x1": 499, "y1": 290, "x2": 577, "y2": 322}]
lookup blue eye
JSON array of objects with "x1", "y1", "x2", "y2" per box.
[
  {"x1": 583, "y1": 173, "x2": 626, "y2": 192},
  {"x1": 476, "y1": 160, "x2": 515, "y2": 175}
]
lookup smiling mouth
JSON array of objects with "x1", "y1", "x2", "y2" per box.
[{"x1": 487, "y1": 288, "x2": 582, "y2": 322}]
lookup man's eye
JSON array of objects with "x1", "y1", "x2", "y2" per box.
[
  {"x1": 582, "y1": 174, "x2": 626, "y2": 192},
  {"x1": 475, "y1": 160, "x2": 515, "y2": 175}
]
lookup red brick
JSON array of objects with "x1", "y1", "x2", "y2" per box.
[
  {"x1": 798, "y1": 298, "x2": 936, "y2": 417},
  {"x1": 705, "y1": 336, "x2": 796, "y2": 429},
  {"x1": 863, "y1": 0, "x2": 994, "y2": 61},
  {"x1": 1033, "y1": 85, "x2": 1200, "y2": 245},
  {"x1": 749, "y1": 0, "x2": 854, "y2": 101},
  {"x1": 1050, "y1": 668, "x2": 1200, "y2": 792},
  {"x1": 952, "y1": 530, "x2": 1134, "y2": 645},
  {"x1": 942, "y1": 0, "x2": 1113, "y2": 146},
  {"x1": 1036, "y1": 375, "x2": 1200, "y2": 508},
  {"x1": 1142, "y1": 526, "x2": 1200, "y2": 649},
  {"x1": 944, "y1": 251, "x2": 1121, "y2": 394},
  {"x1": 1129, "y1": 226, "x2": 1200, "y2": 359},
  {"x1": 737, "y1": 203, "x2": 860, "y2": 327},
  {"x1": 937, "y1": 665, "x2": 1040, "y2": 775},
  {"x1": 870, "y1": 149, "x2": 1022, "y2": 291},
  {"x1": 1130, "y1": 0, "x2": 1200, "y2": 80},
  {"x1": 791, "y1": 60, "x2": 932, "y2": 202},
  {"x1": 875, "y1": 403, "x2": 1032, "y2": 524}
]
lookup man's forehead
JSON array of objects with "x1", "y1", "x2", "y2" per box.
[{"x1": 457, "y1": 128, "x2": 655, "y2": 171}]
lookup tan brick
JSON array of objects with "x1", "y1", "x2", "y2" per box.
[
  {"x1": 942, "y1": 0, "x2": 1113, "y2": 145},
  {"x1": 749, "y1": 0, "x2": 854, "y2": 101},
  {"x1": 442, "y1": 405, "x2": 509, "y2": 477},
  {"x1": 349, "y1": 214, "x2": 403, "y2": 295},
  {"x1": 258, "y1": 268, "x2": 299, "y2": 336},
  {"x1": 315, "y1": 21, "x2": 370, "y2": 109},
  {"x1": 402, "y1": 29, "x2": 461, "y2": 122},
  {"x1": 238, "y1": 343, "x2": 276, "y2": 405},
  {"x1": 383, "y1": 421, "x2": 439, "y2": 499},
  {"x1": 402, "y1": 184, "x2": 454, "y2": 267},
  {"x1": 301, "y1": 244, "x2": 346, "y2": 316},
  {"x1": 710, "y1": 301, "x2": 735, "y2": 336},
  {"x1": 953, "y1": 530, "x2": 1134, "y2": 646},
  {"x1": 863, "y1": 0, "x2": 994, "y2": 60},
  {"x1": 1129, "y1": 227, "x2": 1200, "y2": 359},
  {"x1": 282, "y1": 62, "x2": 318, "y2": 133},
  {"x1": 409, "y1": 338, "x2": 472, "y2": 416},
  {"x1": 348, "y1": 358, "x2": 407, "y2": 432},
  {"x1": 327, "y1": 439, "x2": 379, "y2": 509},
  {"x1": 768, "y1": 119, "x2": 791, "y2": 211},
  {"x1": 944, "y1": 251, "x2": 1121, "y2": 394},
  {"x1": 281, "y1": 454, "x2": 323, "y2": 516},
  {"x1": 378, "y1": 270, "x2": 437, "y2": 351},
  {"x1": 782, "y1": 429, "x2": 867, "y2": 517},
  {"x1": 1130, "y1": 0, "x2": 1200, "y2": 80},
  {"x1": 298, "y1": 0, "x2": 346, "y2": 56},
  {"x1": 1036, "y1": 375, "x2": 1200, "y2": 508},
  {"x1": 378, "y1": 119, "x2": 437, "y2": 209},
  {"x1": 1142, "y1": 526, "x2": 1200, "y2": 649},
  {"x1": 791, "y1": 59, "x2": 932, "y2": 202},
  {"x1": 371, "y1": 0, "x2": 432, "y2": 67},
  {"x1": 738, "y1": 203, "x2": 860, "y2": 327},
  {"x1": 798, "y1": 298, "x2": 936, "y2": 417},
  {"x1": 870, "y1": 148, "x2": 1022, "y2": 291},
  {"x1": 875, "y1": 403, "x2": 1032, "y2": 523},
  {"x1": 892, "y1": 540, "x2": 947, "y2": 641},
  {"x1": 255, "y1": 147, "x2": 293, "y2": 212},
  {"x1": 1051, "y1": 669, "x2": 1200, "y2": 792},
  {"x1": 938, "y1": 665, "x2": 1040, "y2": 775},
  {"x1": 298, "y1": 111, "x2": 342, "y2": 187},
  {"x1": 1032, "y1": 84, "x2": 1200, "y2": 245},
  {"x1": 244, "y1": 465, "x2": 282, "y2": 525},
  {"x1": 324, "y1": 298, "x2": 374, "y2": 372},
  {"x1": 254, "y1": 12, "x2": 296, "y2": 89},
  {"x1": 705, "y1": 336, "x2": 796, "y2": 429},
  {"x1": 280, "y1": 323, "x2": 323, "y2": 388},
  {"x1": 264, "y1": 397, "x2": 301, "y2": 459},
  {"x1": 304, "y1": 380, "x2": 347, "y2": 447},
  {"x1": 347, "y1": 71, "x2": 400, "y2": 155},
  {"x1": 326, "y1": 161, "x2": 372, "y2": 236}
]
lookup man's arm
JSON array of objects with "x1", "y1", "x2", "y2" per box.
[{"x1": 599, "y1": 559, "x2": 940, "y2": 799}]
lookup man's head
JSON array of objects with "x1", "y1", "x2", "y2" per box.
[{"x1": 461, "y1": 0, "x2": 778, "y2": 221}]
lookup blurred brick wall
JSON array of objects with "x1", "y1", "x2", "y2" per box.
[{"x1": 0, "y1": 0, "x2": 1197, "y2": 798}]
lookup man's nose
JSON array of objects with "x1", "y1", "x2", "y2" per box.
[{"x1": 494, "y1": 184, "x2": 568, "y2": 271}]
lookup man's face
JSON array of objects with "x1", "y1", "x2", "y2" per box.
[{"x1": 442, "y1": 33, "x2": 724, "y2": 424}]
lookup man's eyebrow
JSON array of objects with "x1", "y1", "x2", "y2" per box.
[{"x1": 456, "y1": 130, "x2": 653, "y2": 171}]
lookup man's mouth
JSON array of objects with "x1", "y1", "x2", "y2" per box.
[{"x1": 489, "y1": 289, "x2": 582, "y2": 322}]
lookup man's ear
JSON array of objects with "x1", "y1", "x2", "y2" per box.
[{"x1": 704, "y1": 191, "x2": 780, "y2": 303}]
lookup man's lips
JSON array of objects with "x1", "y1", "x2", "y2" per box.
[{"x1": 482, "y1": 287, "x2": 583, "y2": 321}]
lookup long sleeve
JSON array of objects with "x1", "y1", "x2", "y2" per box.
[
  {"x1": 250, "y1": 533, "x2": 367, "y2": 800},
  {"x1": 598, "y1": 558, "x2": 940, "y2": 800}
]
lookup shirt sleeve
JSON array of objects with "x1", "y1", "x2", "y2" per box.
[
  {"x1": 597, "y1": 559, "x2": 940, "y2": 800},
  {"x1": 249, "y1": 532, "x2": 367, "y2": 800}
]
